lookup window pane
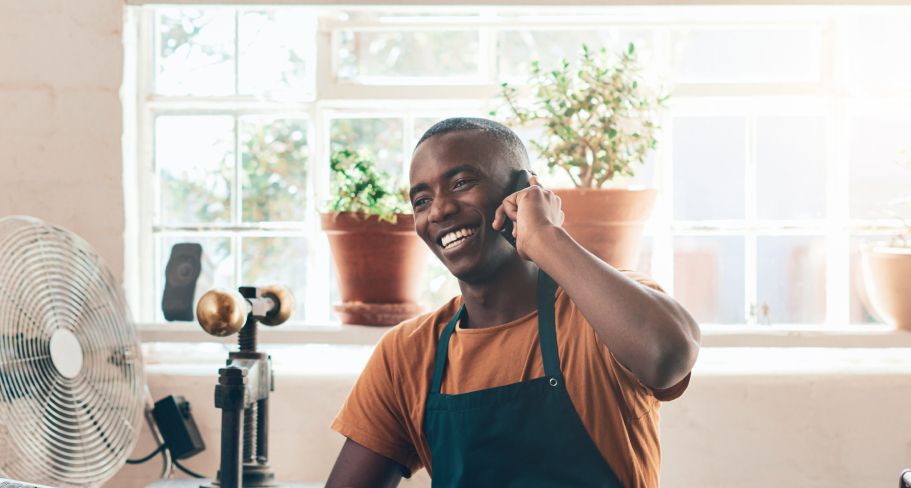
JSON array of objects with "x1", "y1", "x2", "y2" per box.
[
  {"x1": 156, "y1": 9, "x2": 235, "y2": 96},
  {"x1": 845, "y1": 10, "x2": 911, "y2": 92},
  {"x1": 337, "y1": 30, "x2": 480, "y2": 80},
  {"x1": 674, "y1": 236, "x2": 744, "y2": 324},
  {"x1": 412, "y1": 117, "x2": 440, "y2": 150},
  {"x1": 673, "y1": 117, "x2": 745, "y2": 220},
  {"x1": 156, "y1": 115, "x2": 234, "y2": 225},
  {"x1": 849, "y1": 115, "x2": 911, "y2": 219},
  {"x1": 157, "y1": 235, "x2": 234, "y2": 321},
  {"x1": 756, "y1": 236, "x2": 826, "y2": 324},
  {"x1": 241, "y1": 236, "x2": 308, "y2": 321},
  {"x1": 756, "y1": 117, "x2": 826, "y2": 220},
  {"x1": 497, "y1": 29, "x2": 652, "y2": 79},
  {"x1": 240, "y1": 117, "x2": 309, "y2": 222},
  {"x1": 329, "y1": 118, "x2": 405, "y2": 178},
  {"x1": 850, "y1": 235, "x2": 895, "y2": 325},
  {"x1": 238, "y1": 9, "x2": 314, "y2": 100},
  {"x1": 671, "y1": 27, "x2": 820, "y2": 83}
]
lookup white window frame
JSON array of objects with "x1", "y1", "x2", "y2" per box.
[{"x1": 124, "y1": 4, "x2": 911, "y2": 345}]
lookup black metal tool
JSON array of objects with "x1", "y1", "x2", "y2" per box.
[{"x1": 195, "y1": 285, "x2": 295, "y2": 488}]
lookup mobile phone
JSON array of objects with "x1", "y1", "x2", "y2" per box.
[{"x1": 500, "y1": 169, "x2": 532, "y2": 247}]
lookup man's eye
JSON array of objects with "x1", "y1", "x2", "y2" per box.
[
  {"x1": 412, "y1": 197, "x2": 429, "y2": 208},
  {"x1": 454, "y1": 179, "x2": 474, "y2": 189}
]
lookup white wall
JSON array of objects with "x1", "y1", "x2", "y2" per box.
[
  {"x1": 110, "y1": 345, "x2": 911, "y2": 488},
  {"x1": 0, "y1": 0, "x2": 125, "y2": 282}
]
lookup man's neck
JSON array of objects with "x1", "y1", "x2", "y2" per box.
[{"x1": 457, "y1": 257, "x2": 538, "y2": 329}]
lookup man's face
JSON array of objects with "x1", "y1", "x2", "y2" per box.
[{"x1": 409, "y1": 131, "x2": 517, "y2": 283}]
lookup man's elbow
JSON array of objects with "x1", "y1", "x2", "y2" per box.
[{"x1": 647, "y1": 316, "x2": 701, "y2": 390}]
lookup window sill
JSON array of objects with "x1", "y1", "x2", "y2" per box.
[
  {"x1": 140, "y1": 341, "x2": 911, "y2": 378},
  {"x1": 136, "y1": 322, "x2": 911, "y2": 348}
]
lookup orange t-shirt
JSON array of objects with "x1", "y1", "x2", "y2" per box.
[{"x1": 331, "y1": 270, "x2": 690, "y2": 488}]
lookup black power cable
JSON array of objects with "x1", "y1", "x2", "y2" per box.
[
  {"x1": 127, "y1": 442, "x2": 206, "y2": 479},
  {"x1": 126, "y1": 444, "x2": 166, "y2": 464},
  {"x1": 173, "y1": 459, "x2": 205, "y2": 479}
]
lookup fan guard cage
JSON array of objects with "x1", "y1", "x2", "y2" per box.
[{"x1": 0, "y1": 216, "x2": 144, "y2": 487}]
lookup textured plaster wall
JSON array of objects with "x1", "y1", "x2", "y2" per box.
[
  {"x1": 0, "y1": 0, "x2": 125, "y2": 281},
  {"x1": 110, "y1": 346, "x2": 911, "y2": 488}
]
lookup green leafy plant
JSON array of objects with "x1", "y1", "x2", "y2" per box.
[
  {"x1": 325, "y1": 149, "x2": 410, "y2": 223},
  {"x1": 495, "y1": 43, "x2": 668, "y2": 188}
]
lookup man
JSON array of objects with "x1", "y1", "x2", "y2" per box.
[{"x1": 326, "y1": 118, "x2": 700, "y2": 488}]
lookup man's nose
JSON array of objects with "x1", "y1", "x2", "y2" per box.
[{"x1": 429, "y1": 193, "x2": 458, "y2": 224}]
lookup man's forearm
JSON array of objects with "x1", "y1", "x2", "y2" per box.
[{"x1": 526, "y1": 224, "x2": 700, "y2": 389}]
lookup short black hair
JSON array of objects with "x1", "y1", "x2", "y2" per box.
[{"x1": 415, "y1": 117, "x2": 530, "y2": 169}]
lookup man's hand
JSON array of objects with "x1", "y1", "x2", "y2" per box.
[{"x1": 491, "y1": 175, "x2": 565, "y2": 260}]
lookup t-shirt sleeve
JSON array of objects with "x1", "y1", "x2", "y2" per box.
[
  {"x1": 330, "y1": 329, "x2": 421, "y2": 476},
  {"x1": 607, "y1": 270, "x2": 691, "y2": 403}
]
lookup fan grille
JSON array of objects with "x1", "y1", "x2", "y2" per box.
[{"x1": 0, "y1": 216, "x2": 144, "y2": 487}]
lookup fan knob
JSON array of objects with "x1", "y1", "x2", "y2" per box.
[
  {"x1": 257, "y1": 285, "x2": 295, "y2": 326},
  {"x1": 196, "y1": 289, "x2": 249, "y2": 337}
]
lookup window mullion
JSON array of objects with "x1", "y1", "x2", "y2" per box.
[
  {"x1": 745, "y1": 115, "x2": 758, "y2": 325},
  {"x1": 826, "y1": 12, "x2": 851, "y2": 326}
]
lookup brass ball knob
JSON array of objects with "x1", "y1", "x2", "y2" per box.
[
  {"x1": 196, "y1": 289, "x2": 249, "y2": 337},
  {"x1": 258, "y1": 285, "x2": 295, "y2": 326}
]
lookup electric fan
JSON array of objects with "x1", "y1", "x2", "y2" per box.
[{"x1": 0, "y1": 216, "x2": 146, "y2": 487}]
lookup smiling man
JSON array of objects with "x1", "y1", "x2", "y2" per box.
[{"x1": 326, "y1": 117, "x2": 700, "y2": 488}]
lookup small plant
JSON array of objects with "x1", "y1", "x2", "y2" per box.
[
  {"x1": 495, "y1": 43, "x2": 668, "y2": 188},
  {"x1": 326, "y1": 149, "x2": 410, "y2": 223}
]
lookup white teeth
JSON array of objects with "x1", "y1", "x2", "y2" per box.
[{"x1": 441, "y1": 226, "x2": 477, "y2": 249}]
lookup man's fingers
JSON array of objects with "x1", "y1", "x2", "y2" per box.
[
  {"x1": 492, "y1": 198, "x2": 518, "y2": 230},
  {"x1": 492, "y1": 204, "x2": 506, "y2": 230}
]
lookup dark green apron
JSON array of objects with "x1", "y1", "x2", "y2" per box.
[{"x1": 424, "y1": 270, "x2": 624, "y2": 488}]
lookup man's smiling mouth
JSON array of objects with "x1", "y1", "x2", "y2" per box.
[{"x1": 439, "y1": 225, "x2": 480, "y2": 250}]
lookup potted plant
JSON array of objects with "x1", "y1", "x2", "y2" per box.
[
  {"x1": 495, "y1": 43, "x2": 668, "y2": 269},
  {"x1": 861, "y1": 158, "x2": 911, "y2": 330},
  {"x1": 320, "y1": 149, "x2": 427, "y2": 326}
]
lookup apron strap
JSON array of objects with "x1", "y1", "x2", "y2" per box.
[
  {"x1": 429, "y1": 269, "x2": 561, "y2": 395},
  {"x1": 536, "y1": 269, "x2": 561, "y2": 379},
  {"x1": 430, "y1": 304, "x2": 463, "y2": 395}
]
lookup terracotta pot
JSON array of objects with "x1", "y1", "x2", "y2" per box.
[
  {"x1": 552, "y1": 188, "x2": 656, "y2": 270},
  {"x1": 861, "y1": 245, "x2": 911, "y2": 330},
  {"x1": 320, "y1": 212, "x2": 427, "y2": 326}
]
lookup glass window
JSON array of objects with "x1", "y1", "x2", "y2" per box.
[
  {"x1": 138, "y1": 5, "x2": 910, "y2": 327},
  {"x1": 156, "y1": 9, "x2": 236, "y2": 96},
  {"x1": 337, "y1": 31, "x2": 481, "y2": 81},
  {"x1": 673, "y1": 117, "x2": 746, "y2": 221},
  {"x1": 756, "y1": 236, "x2": 827, "y2": 324},
  {"x1": 240, "y1": 117, "x2": 310, "y2": 223},
  {"x1": 674, "y1": 236, "x2": 745, "y2": 324},
  {"x1": 329, "y1": 117, "x2": 405, "y2": 178},
  {"x1": 238, "y1": 10, "x2": 315, "y2": 100},
  {"x1": 755, "y1": 117, "x2": 826, "y2": 220},
  {"x1": 155, "y1": 115, "x2": 234, "y2": 225},
  {"x1": 497, "y1": 29, "x2": 653, "y2": 80},
  {"x1": 671, "y1": 27, "x2": 821, "y2": 83},
  {"x1": 849, "y1": 115, "x2": 911, "y2": 220}
]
